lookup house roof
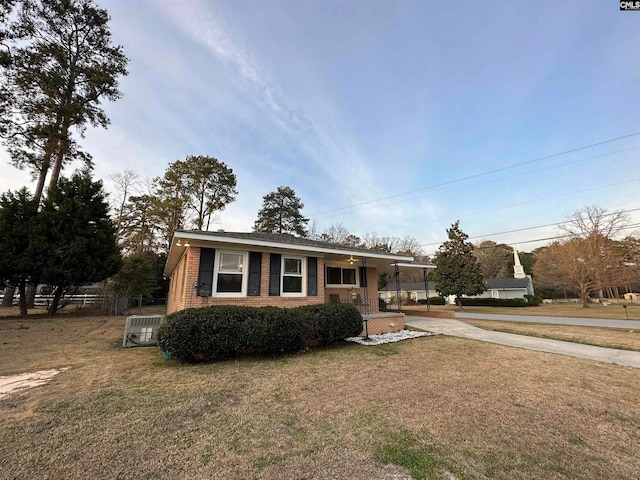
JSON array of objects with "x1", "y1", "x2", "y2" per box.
[
  {"x1": 483, "y1": 278, "x2": 530, "y2": 290},
  {"x1": 164, "y1": 230, "x2": 415, "y2": 276}
]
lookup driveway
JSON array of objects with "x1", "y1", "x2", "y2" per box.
[
  {"x1": 455, "y1": 312, "x2": 640, "y2": 329},
  {"x1": 405, "y1": 316, "x2": 640, "y2": 369}
]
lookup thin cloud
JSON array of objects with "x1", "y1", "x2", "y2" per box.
[{"x1": 153, "y1": 0, "x2": 378, "y2": 209}]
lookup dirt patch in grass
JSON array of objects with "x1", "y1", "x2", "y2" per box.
[
  {"x1": 1, "y1": 315, "x2": 640, "y2": 479},
  {"x1": 463, "y1": 319, "x2": 640, "y2": 351}
]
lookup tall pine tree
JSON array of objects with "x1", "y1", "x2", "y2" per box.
[
  {"x1": 253, "y1": 186, "x2": 308, "y2": 237},
  {"x1": 1, "y1": 0, "x2": 128, "y2": 204}
]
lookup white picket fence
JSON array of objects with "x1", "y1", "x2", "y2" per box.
[{"x1": 0, "y1": 293, "x2": 103, "y2": 307}]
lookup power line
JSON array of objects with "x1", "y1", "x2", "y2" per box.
[
  {"x1": 312, "y1": 144, "x2": 640, "y2": 221},
  {"x1": 393, "y1": 177, "x2": 640, "y2": 238},
  {"x1": 308, "y1": 131, "x2": 640, "y2": 217},
  {"x1": 419, "y1": 207, "x2": 640, "y2": 247},
  {"x1": 500, "y1": 223, "x2": 640, "y2": 247},
  {"x1": 422, "y1": 221, "x2": 640, "y2": 256}
]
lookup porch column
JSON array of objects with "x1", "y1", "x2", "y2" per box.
[
  {"x1": 394, "y1": 261, "x2": 402, "y2": 313},
  {"x1": 423, "y1": 267, "x2": 431, "y2": 312},
  {"x1": 361, "y1": 257, "x2": 370, "y2": 315}
]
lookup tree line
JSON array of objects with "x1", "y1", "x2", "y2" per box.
[{"x1": 431, "y1": 207, "x2": 640, "y2": 308}]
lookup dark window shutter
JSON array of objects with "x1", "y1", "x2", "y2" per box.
[
  {"x1": 359, "y1": 266, "x2": 368, "y2": 288},
  {"x1": 269, "y1": 253, "x2": 281, "y2": 296},
  {"x1": 307, "y1": 257, "x2": 318, "y2": 296},
  {"x1": 197, "y1": 248, "x2": 215, "y2": 296},
  {"x1": 248, "y1": 252, "x2": 262, "y2": 296}
]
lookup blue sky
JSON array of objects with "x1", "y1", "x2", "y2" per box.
[{"x1": 2, "y1": 0, "x2": 640, "y2": 255}]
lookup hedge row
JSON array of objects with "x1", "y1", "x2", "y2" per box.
[
  {"x1": 459, "y1": 297, "x2": 529, "y2": 307},
  {"x1": 419, "y1": 296, "x2": 541, "y2": 307},
  {"x1": 417, "y1": 297, "x2": 446, "y2": 305},
  {"x1": 158, "y1": 303, "x2": 363, "y2": 362}
]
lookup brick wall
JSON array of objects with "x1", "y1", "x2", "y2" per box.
[
  {"x1": 166, "y1": 248, "x2": 387, "y2": 318},
  {"x1": 167, "y1": 248, "x2": 328, "y2": 314},
  {"x1": 362, "y1": 313, "x2": 405, "y2": 335}
]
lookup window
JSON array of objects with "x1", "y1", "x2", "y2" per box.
[
  {"x1": 214, "y1": 251, "x2": 247, "y2": 296},
  {"x1": 282, "y1": 256, "x2": 305, "y2": 295},
  {"x1": 326, "y1": 266, "x2": 357, "y2": 286}
]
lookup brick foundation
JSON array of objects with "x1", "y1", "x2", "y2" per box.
[{"x1": 362, "y1": 313, "x2": 405, "y2": 335}]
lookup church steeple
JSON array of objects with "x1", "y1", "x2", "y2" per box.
[{"x1": 512, "y1": 246, "x2": 526, "y2": 279}]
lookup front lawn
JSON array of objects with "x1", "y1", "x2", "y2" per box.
[
  {"x1": 1, "y1": 314, "x2": 639, "y2": 479},
  {"x1": 404, "y1": 302, "x2": 640, "y2": 320}
]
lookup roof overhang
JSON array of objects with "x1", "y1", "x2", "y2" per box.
[
  {"x1": 164, "y1": 231, "x2": 414, "y2": 277},
  {"x1": 393, "y1": 262, "x2": 437, "y2": 269}
]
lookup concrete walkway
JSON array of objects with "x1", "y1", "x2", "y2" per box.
[
  {"x1": 455, "y1": 312, "x2": 640, "y2": 329},
  {"x1": 405, "y1": 316, "x2": 640, "y2": 369}
]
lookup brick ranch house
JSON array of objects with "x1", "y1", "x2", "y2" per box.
[{"x1": 164, "y1": 231, "x2": 414, "y2": 335}]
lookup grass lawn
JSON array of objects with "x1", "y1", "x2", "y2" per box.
[
  {"x1": 402, "y1": 303, "x2": 640, "y2": 321},
  {"x1": 1, "y1": 314, "x2": 640, "y2": 479},
  {"x1": 462, "y1": 319, "x2": 640, "y2": 352}
]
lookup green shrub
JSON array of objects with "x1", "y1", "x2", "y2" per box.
[
  {"x1": 247, "y1": 306, "x2": 307, "y2": 354},
  {"x1": 525, "y1": 294, "x2": 543, "y2": 306},
  {"x1": 158, "y1": 306, "x2": 252, "y2": 361},
  {"x1": 418, "y1": 296, "x2": 445, "y2": 305},
  {"x1": 295, "y1": 303, "x2": 363, "y2": 346},
  {"x1": 159, "y1": 305, "x2": 305, "y2": 361},
  {"x1": 158, "y1": 303, "x2": 363, "y2": 362},
  {"x1": 460, "y1": 297, "x2": 528, "y2": 307}
]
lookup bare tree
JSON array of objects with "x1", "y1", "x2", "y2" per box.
[
  {"x1": 474, "y1": 240, "x2": 512, "y2": 278},
  {"x1": 534, "y1": 206, "x2": 632, "y2": 306},
  {"x1": 109, "y1": 170, "x2": 139, "y2": 244},
  {"x1": 534, "y1": 239, "x2": 596, "y2": 307},
  {"x1": 561, "y1": 206, "x2": 630, "y2": 300}
]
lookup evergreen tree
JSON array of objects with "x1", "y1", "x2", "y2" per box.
[
  {"x1": 0, "y1": 188, "x2": 45, "y2": 315},
  {"x1": 434, "y1": 221, "x2": 485, "y2": 307},
  {"x1": 39, "y1": 171, "x2": 122, "y2": 315},
  {"x1": 253, "y1": 186, "x2": 309, "y2": 236},
  {"x1": 110, "y1": 251, "x2": 169, "y2": 300}
]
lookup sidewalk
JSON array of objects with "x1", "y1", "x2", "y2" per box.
[{"x1": 405, "y1": 316, "x2": 640, "y2": 369}]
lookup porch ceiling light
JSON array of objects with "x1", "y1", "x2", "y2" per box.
[
  {"x1": 176, "y1": 239, "x2": 182, "y2": 246},
  {"x1": 348, "y1": 255, "x2": 356, "y2": 265},
  {"x1": 184, "y1": 240, "x2": 190, "y2": 247}
]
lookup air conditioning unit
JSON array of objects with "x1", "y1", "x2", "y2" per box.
[{"x1": 122, "y1": 315, "x2": 164, "y2": 347}]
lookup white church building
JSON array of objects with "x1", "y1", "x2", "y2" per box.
[{"x1": 378, "y1": 246, "x2": 534, "y2": 305}]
